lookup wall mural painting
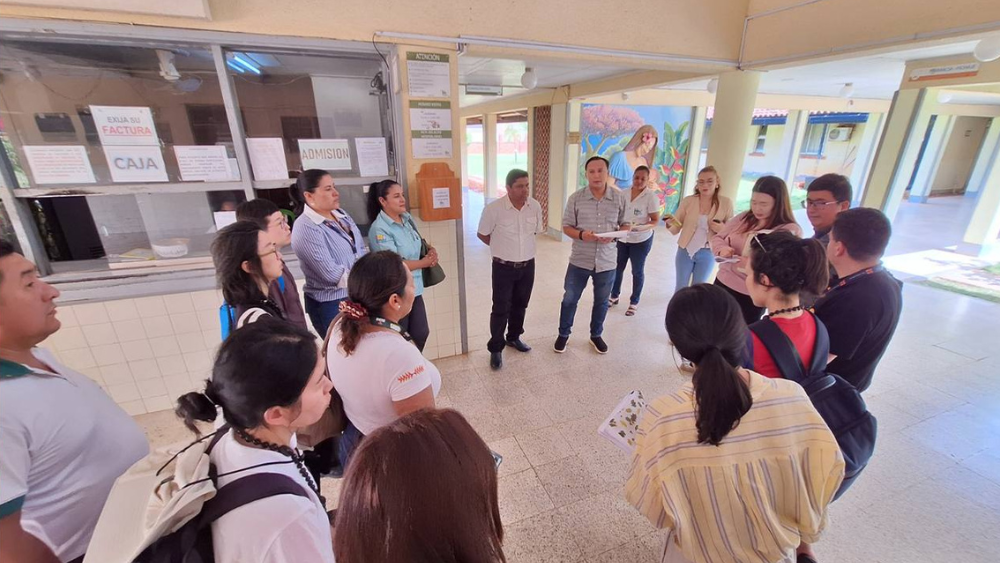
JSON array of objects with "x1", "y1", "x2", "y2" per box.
[{"x1": 580, "y1": 103, "x2": 692, "y2": 216}]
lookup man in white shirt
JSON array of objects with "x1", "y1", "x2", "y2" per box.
[
  {"x1": 477, "y1": 169, "x2": 545, "y2": 370},
  {"x1": 0, "y1": 240, "x2": 149, "y2": 563}
]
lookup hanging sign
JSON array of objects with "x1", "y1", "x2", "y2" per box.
[
  {"x1": 298, "y1": 139, "x2": 352, "y2": 171},
  {"x1": 90, "y1": 106, "x2": 160, "y2": 146},
  {"x1": 407, "y1": 52, "x2": 451, "y2": 98},
  {"x1": 23, "y1": 145, "x2": 96, "y2": 185},
  {"x1": 103, "y1": 146, "x2": 169, "y2": 182},
  {"x1": 909, "y1": 63, "x2": 980, "y2": 82}
]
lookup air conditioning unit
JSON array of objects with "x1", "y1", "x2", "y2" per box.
[{"x1": 827, "y1": 126, "x2": 853, "y2": 142}]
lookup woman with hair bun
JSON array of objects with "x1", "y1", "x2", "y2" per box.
[
  {"x1": 289, "y1": 169, "x2": 367, "y2": 336},
  {"x1": 175, "y1": 320, "x2": 335, "y2": 563},
  {"x1": 325, "y1": 250, "x2": 440, "y2": 466}
]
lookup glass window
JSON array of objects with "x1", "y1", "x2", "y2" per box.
[
  {"x1": 701, "y1": 123, "x2": 711, "y2": 151},
  {"x1": 754, "y1": 125, "x2": 767, "y2": 153},
  {"x1": 801, "y1": 123, "x2": 828, "y2": 156}
]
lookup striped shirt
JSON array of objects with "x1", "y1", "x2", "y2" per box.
[
  {"x1": 562, "y1": 186, "x2": 627, "y2": 272},
  {"x1": 625, "y1": 371, "x2": 844, "y2": 563},
  {"x1": 290, "y1": 205, "x2": 367, "y2": 303}
]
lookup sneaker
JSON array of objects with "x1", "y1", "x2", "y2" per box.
[
  {"x1": 553, "y1": 335, "x2": 569, "y2": 353},
  {"x1": 589, "y1": 336, "x2": 609, "y2": 354}
]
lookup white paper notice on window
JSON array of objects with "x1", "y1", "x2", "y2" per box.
[
  {"x1": 90, "y1": 105, "x2": 160, "y2": 146},
  {"x1": 213, "y1": 211, "x2": 238, "y2": 230},
  {"x1": 174, "y1": 145, "x2": 231, "y2": 181},
  {"x1": 412, "y1": 137, "x2": 452, "y2": 159},
  {"x1": 298, "y1": 139, "x2": 352, "y2": 171},
  {"x1": 246, "y1": 138, "x2": 288, "y2": 181},
  {"x1": 103, "y1": 146, "x2": 169, "y2": 183},
  {"x1": 355, "y1": 137, "x2": 389, "y2": 177},
  {"x1": 23, "y1": 145, "x2": 96, "y2": 185},
  {"x1": 406, "y1": 52, "x2": 451, "y2": 98},
  {"x1": 432, "y1": 187, "x2": 451, "y2": 209}
]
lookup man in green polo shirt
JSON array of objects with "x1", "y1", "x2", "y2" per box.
[{"x1": 0, "y1": 240, "x2": 148, "y2": 563}]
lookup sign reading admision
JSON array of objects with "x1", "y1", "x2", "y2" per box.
[
  {"x1": 909, "y1": 63, "x2": 980, "y2": 82},
  {"x1": 298, "y1": 139, "x2": 352, "y2": 171},
  {"x1": 407, "y1": 52, "x2": 451, "y2": 98},
  {"x1": 90, "y1": 106, "x2": 160, "y2": 146}
]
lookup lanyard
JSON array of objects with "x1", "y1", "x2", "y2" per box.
[
  {"x1": 828, "y1": 264, "x2": 884, "y2": 292},
  {"x1": 323, "y1": 215, "x2": 357, "y2": 254},
  {"x1": 369, "y1": 316, "x2": 412, "y2": 342}
]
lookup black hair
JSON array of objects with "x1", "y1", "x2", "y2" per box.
[
  {"x1": 585, "y1": 156, "x2": 609, "y2": 170},
  {"x1": 665, "y1": 284, "x2": 751, "y2": 446},
  {"x1": 634, "y1": 165, "x2": 650, "y2": 174},
  {"x1": 749, "y1": 231, "x2": 829, "y2": 296},
  {"x1": 739, "y1": 175, "x2": 797, "y2": 231},
  {"x1": 0, "y1": 239, "x2": 16, "y2": 286},
  {"x1": 175, "y1": 320, "x2": 318, "y2": 433},
  {"x1": 831, "y1": 207, "x2": 892, "y2": 261},
  {"x1": 366, "y1": 179, "x2": 401, "y2": 224},
  {"x1": 505, "y1": 169, "x2": 529, "y2": 188},
  {"x1": 288, "y1": 169, "x2": 331, "y2": 215},
  {"x1": 211, "y1": 221, "x2": 268, "y2": 308},
  {"x1": 336, "y1": 250, "x2": 410, "y2": 355},
  {"x1": 236, "y1": 199, "x2": 281, "y2": 229},
  {"x1": 807, "y1": 173, "x2": 853, "y2": 204}
]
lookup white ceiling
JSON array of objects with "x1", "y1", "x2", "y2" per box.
[
  {"x1": 458, "y1": 55, "x2": 630, "y2": 106},
  {"x1": 666, "y1": 40, "x2": 984, "y2": 100}
]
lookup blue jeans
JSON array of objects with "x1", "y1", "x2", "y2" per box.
[
  {"x1": 338, "y1": 419, "x2": 365, "y2": 470},
  {"x1": 674, "y1": 247, "x2": 715, "y2": 291},
  {"x1": 559, "y1": 264, "x2": 615, "y2": 338},
  {"x1": 611, "y1": 237, "x2": 654, "y2": 305},
  {"x1": 305, "y1": 296, "x2": 345, "y2": 337}
]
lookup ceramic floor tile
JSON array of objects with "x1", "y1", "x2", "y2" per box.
[
  {"x1": 535, "y1": 455, "x2": 610, "y2": 507},
  {"x1": 502, "y1": 510, "x2": 583, "y2": 563},
  {"x1": 516, "y1": 425, "x2": 577, "y2": 467},
  {"x1": 552, "y1": 491, "x2": 657, "y2": 558},
  {"x1": 497, "y1": 468, "x2": 556, "y2": 525}
]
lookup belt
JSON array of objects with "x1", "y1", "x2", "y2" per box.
[{"x1": 493, "y1": 257, "x2": 534, "y2": 268}]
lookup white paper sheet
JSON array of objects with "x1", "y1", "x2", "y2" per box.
[
  {"x1": 173, "y1": 145, "x2": 230, "y2": 181},
  {"x1": 103, "y1": 146, "x2": 168, "y2": 183},
  {"x1": 246, "y1": 138, "x2": 288, "y2": 181},
  {"x1": 23, "y1": 145, "x2": 96, "y2": 185},
  {"x1": 90, "y1": 105, "x2": 159, "y2": 146},
  {"x1": 213, "y1": 211, "x2": 237, "y2": 230},
  {"x1": 298, "y1": 139, "x2": 352, "y2": 171},
  {"x1": 597, "y1": 390, "x2": 646, "y2": 453},
  {"x1": 406, "y1": 52, "x2": 451, "y2": 98},
  {"x1": 432, "y1": 187, "x2": 451, "y2": 209},
  {"x1": 355, "y1": 137, "x2": 389, "y2": 177},
  {"x1": 412, "y1": 137, "x2": 452, "y2": 159},
  {"x1": 594, "y1": 230, "x2": 630, "y2": 239}
]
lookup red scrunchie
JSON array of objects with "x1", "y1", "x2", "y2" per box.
[{"x1": 339, "y1": 300, "x2": 368, "y2": 321}]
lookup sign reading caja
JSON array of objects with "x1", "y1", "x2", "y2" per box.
[
  {"x1": 298, "y1": 139, "x2": 352, "y2": 171},
  {"x1": 103, "y1": 146, "x2": 168, "y2": 182}
]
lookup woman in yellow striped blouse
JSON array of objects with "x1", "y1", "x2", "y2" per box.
[{"x1": 626, "y1": 284, "x2": 844, "y2": 563}]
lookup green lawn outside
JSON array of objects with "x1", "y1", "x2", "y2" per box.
[{"x1": 465, "y1": 153, "x2": 531, "y2": 189}]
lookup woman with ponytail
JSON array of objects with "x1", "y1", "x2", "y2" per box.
[
  {"x1": 366, "y1": 179, "x2": 437, "y2": 351},
  {"x1": 744, "y1": 231, "x2": 830, "y2": 379},
  {"x1": 664, "y1": 166, "x2": 734, "y2": 291},
  {"x1": 289, "y1": 169, "x2": 367, "y2": 336},
  {"x1": 175, "y1": 320, "x2": 336, "y2": 563},
  {"x1": 325, "y1": 250, "x2": 440, "y2": 466},
  {"x1": 625, "y1": 283, "x2": 843, "y2": 563}
]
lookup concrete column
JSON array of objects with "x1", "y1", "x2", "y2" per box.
[
  {"x1": 565, "y1": 101, "x2": 583, "y2": 208},
  {"x1": 547, "y1": 102, "x2": 568, "y2": 237},
  {"x1": 705, "y1": 70, "x2": 762, "y2": 201},
  {"x1": 484, "y1": 113, "x2": 498, "y2": 200},
  {"x1": 526, "y1": 107, "x2": 535, "y2": 187},
  {"x1": 684, "y1": 106, "x2": 708, "y2": 197},
  {"x1": 959, "y1": 138, "x2": 1000, "y2": 257},
  {"x1": 966, "y1": 117, "x2": 1000, "y2": 198},
  {"x1": 777, "y1": 110, "x2": 809, "y2": 185},
  {"x1": 909, "y1": 115, "x2": 954, "y2": 204},
  {"x1": 861, "y1": 89, "x2": 932, "y2": 219},
  {"x1": 459, "y1": 118, "x2": 469, "y2": 188},
  {"x1": 849, "y1": 112, "x2": 886, "y2": 206}
]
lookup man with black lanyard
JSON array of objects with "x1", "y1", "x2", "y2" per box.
[
  {"x1": 477, "y1": 169, "x2": 545, "y2": 370},
  {"x1": 814, "y1": 208, "x2": 903, "y2": 392}
]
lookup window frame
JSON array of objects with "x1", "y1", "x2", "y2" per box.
[
  {"x1": 0, "y1": 19, "x2": 402, "y2": 276},
  {"x1": 753, "y1": 124, "x2": 768, "y2": 154},
  {"x1": 800, "y1": 123, "x2": 829, "y2": 158}
]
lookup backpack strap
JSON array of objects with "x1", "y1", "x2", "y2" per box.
[
  {"x1": 748, "y1": 318, "x2": 808, "y2": 384},
  {"x1": 198, "y1": 473, "x2": 309, "y2": 529},
  {"x1": 809, "y1": 315, "x2": 832, "y2": 377}
]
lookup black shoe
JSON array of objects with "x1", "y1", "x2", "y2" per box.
[
  {"x1": 490, "y1": 351, "x2": 503, "y2": 370},
  {"x1": 553, "y1": 335, "x2": 569, "y2": 353},
  {"x1": 590, "y1": 336, "x2": 609, "y2": 354},
  {"x1": 506, "y1": 339, "x2": 532, "y2": 353}
]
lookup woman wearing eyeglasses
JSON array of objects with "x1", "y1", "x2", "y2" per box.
[
  {"x1": 710, "y1": 176, "x2": 801, "y2": 325},
  {"x1": 212, "y1": 221, "x2": 289, "y2": 330},
  {"x1": 663, "y1": 166, "x2": 734, "y2": 292}
]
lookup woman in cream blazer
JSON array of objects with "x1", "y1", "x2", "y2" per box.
[{"x1": 664, "y1": 166, "x2": 734, "y2": 291}]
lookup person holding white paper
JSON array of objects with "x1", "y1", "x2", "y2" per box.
[
  {"x1": 626, "y1": 283, "x2": 842, "y2": 563},
  {"x1": 609, "y1": 165, "x2": 661, "y2": 317}
]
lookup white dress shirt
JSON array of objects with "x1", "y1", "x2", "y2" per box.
[{"x1": 478, "y1": 195, "x2": 544, "y2": 262}]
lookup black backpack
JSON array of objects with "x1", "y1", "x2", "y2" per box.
[{"x1": 749, "y1": 316, "x2": 877, "y2": 499}]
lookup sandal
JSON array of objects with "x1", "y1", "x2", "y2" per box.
[
  {"x1": 608, "y1": 297, "x2": 620, "y2": 307},
  {"x1": 626, "y1": 304, "x2": 637, "y2": 316}
]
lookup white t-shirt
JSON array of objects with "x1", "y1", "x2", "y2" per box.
[
  {"x1": 685, "y1": 215, "x2": 711, "y2": 256},
  {"x1": 0, "y1": 348, "x2": 149, "y2": 562},
  {"x1": 623, "y1": 187, "x2": 661, "y2": 243},
  {"x1": 211, "y1": 431, "x2": 335, "y2": 563},
  {"x1": 327, "y1": 329, "x2": 441, "y2": 436},
  {"x1": 477, "y1": 195, "x2": 545, "y2": 262}
]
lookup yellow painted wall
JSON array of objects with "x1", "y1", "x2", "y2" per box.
[
  {"x1": 795, "y1": 123, "x2": 870, "y2": 180},
  {"x1": 930, "y1": 116, "x2": 990, "y2": 195}
]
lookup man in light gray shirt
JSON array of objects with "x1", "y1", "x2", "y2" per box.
[{"x1": 555, "y1": 156, "x2": 627, "y2": 355}]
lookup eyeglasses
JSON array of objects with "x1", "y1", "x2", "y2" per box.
[
  {"x1": 751, "y1": 232, "x2": 768, "y2": 253},
  {"x1": 259, "y1": 244, "x2": 281, "y2": 259},
  {"x1": 695, "y1": 179, "x2": 715, "y2": 185},
  {"x1": 802, "y1": 199, "x2": 842, "y2": 210},
  {"x1": 271, "y1": 216, "x2": 290, "y2": 229}
]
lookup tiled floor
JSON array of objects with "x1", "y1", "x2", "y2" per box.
[{"x1": 137, "y1": 190, "x2": 1000, "y2": 562}]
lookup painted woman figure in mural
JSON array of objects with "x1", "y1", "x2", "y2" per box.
[{"x1": 607, "y1": 125, "x2": 660, "y2": 190}]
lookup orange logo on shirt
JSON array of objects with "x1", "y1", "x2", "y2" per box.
[{"x1": 397, "y1": 364, "x2": 425, "y2": 383}]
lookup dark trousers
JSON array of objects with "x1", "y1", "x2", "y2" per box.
[
  {"x1": 305, "y1": 296, "x2": 345, "y2": 338},
  {"x1": 400, "y1": 294, "x2": 430, "y2": 352},
  {"x1": 488, "y1": 259, "x2": 535, "y2": 353},
  {"x1": 714, "y1": 278, "x2": 764, "y2": 325},
  {"x1": 611, "y1": 237, "x2": 654, "y2": 305}
]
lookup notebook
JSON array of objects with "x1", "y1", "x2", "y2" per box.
[{"x1": 597, "y1": 390, "x2": 646, "y2": 453}]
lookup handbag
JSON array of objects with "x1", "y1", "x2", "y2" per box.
[
  {"x1": 406, "y1": 215, "x2": 446, "y2": 288},
  {"x1": 297, "y1": 319, "x2": 349, "y2": 447}
]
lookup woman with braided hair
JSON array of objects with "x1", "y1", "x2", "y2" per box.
[{"x1": 325, "y1": 250, "x2": 440, "y2": 466}]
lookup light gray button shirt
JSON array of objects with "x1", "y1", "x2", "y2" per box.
[{"x1": 562, "y1": 185, "x2": 627, "y2": 272}]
